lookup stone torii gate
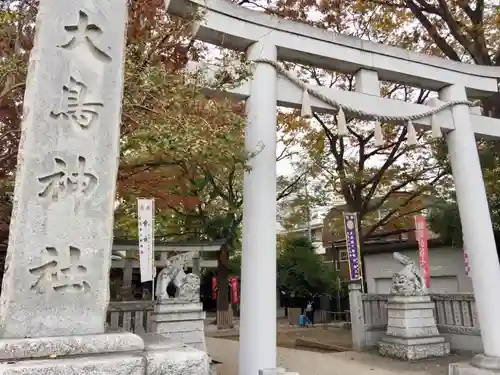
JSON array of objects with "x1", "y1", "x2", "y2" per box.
[{"x1": 164, "y1": 0, "x2": 500, "y2": 375}]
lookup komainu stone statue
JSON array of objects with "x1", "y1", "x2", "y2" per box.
[
  {"x1": 152, "y1": 253, "x2": 206, "y2": 353},
  {"x1": 155, "y1": 253, "x2": 200, "y2": 303},
  {"x1": 390, "y1": 252, "x2": 427, "y2": 296}
]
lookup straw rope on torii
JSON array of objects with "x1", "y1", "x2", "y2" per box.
[{"x1": 251, "y1": 58, "x2": 481, "y2": 146}]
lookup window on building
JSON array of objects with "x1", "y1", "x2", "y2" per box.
[
  {"x1": 335, "y1": 261, "x2": 340, "y2": 271},
  {"x1": 339, "y1": 249, "x2": 348, "y2": 261},
  {"x1": 377, "y1": 208, "x2": 391, "y2": 220},
  {"x1": 312, "y1": 228, "x2": 322, "y2": 241}
]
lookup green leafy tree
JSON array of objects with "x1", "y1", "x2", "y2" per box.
[
  {"x1": 428, "y1": 198, "x2": 462, "y2": 246},
  {"x1": 227, "y1": 251, "x2": 242, "y2": 277},
  {"x1": 428, "y1": 145, "x2": 500, "y2": 246},
  {"x1": 277, "y1": 236, "x2": 336, "y2": 298}
]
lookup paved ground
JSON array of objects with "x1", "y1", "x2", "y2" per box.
[
  {"x1": 207, "y1": 337, "x2": 472, "y2": 375},
  {"x1": 208, "y1": 325, "x2": 352, "y2": 351},
  {"x1": 206, "y1": 318, "x2": 353, "y2": 350}
]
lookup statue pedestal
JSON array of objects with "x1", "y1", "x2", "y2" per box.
[
  {"x1": 378, "y1": 295, "x2": 450, "y2": 361},
  {"x1": 0, "y1": 332, "x2": 209, "y2": 375},
  {"x1": 449, "y1": 355, "x2": 500, "y2": 375},
  {"x1": 152, "y1": 300, "x2": 206, "y2": 352}
]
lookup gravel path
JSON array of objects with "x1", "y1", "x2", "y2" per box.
[
  {"x1": 207, "y1": 337, "x2": 472, "y2": 375},
  {"x1": 206, "y1": 320, "x2": 353, "y2": 350}
]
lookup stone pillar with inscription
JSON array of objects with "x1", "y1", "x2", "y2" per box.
[{"x1": 0, "y1": 1, "x2": 208, "y2": 374}]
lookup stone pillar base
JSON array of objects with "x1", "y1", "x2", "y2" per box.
[
  {"x1": 450, "y1": 363, "x2": 500, "y2": 375},
  {"x1": 449, "y1": 355, "x2": 500, "y2": 375},
  {"x1": 0, "y1": 353, "x2": 145, "y2": 374},
  {"x1": 152, "y1": 300, "x2": 206, "y2": 352},
  {"x1": 378, "y1": 295, "x2": 450, "y2": 361},
  {"x1": 379, "y1": 336, "x2": 450, "y2": 361},
  {"x1": 143, "y1": 333, "x2": 209, "y2": 375},
  {"x1": 0, "y1": 332, "x2": 209, "y2": 375}
]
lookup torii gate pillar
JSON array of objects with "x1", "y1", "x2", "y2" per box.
[
  {"x1": 441, "y1": 84, "x2": 500, "y2": 370},
  {"x1": 239, "y1": 40, "x2": 278, "y2": 375}
]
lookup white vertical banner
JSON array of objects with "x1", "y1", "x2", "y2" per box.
[
  {"x1": 463, "y1": 235, "x2": 471, "y2": 278},
  {"x1": 464, "y1": 246, "x2": 471, "y2": 278},
  {"x1": 138, "y1": 198, "x2": 155, "y2": 283}
]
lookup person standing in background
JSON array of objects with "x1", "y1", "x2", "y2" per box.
[{"x1": 305, "y1": 300, "x2": 314, "y2": 325}]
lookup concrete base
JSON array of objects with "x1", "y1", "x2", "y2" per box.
[
  {"x1": 152, "y1": 301, "x2": 206, "y2": 352},
  {"x1": 0, "y1": 332, "x2": 209, "y2": 375},
  {"x1": 379, "y1": 336, "x2": 450, "y2": 360},
  {"x1": 378, "y1": 295, "x2": 450, "y2": 361},
  {"x1": 449, "y1": 363, "x2": 500, "y2": 375},
  {"x1": 0, "y1": 332, "x2": 144, "y2": 360},
  {"x1": 0, "y1": 354, "x2": 145, "y2": 375},
  {"x1": 143, "y1": 334, "x2": 209, "y2": 375},
  {"x1": 449, "y1": 355, "x2": 500, "y2": 374},
  {"x1": 471, "y1": 355, "x2": 500, "y2": 371}
]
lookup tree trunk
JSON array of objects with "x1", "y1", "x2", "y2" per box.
[
  {"x1": 482, "y1": 93, "x2": 500, "y2": 120},
  {"x1": 216, "y1": 244, "x2": 230, "y2": 311}
]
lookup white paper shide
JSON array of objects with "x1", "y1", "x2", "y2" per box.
[{"x1": 138, "y1": 198, "x2": 155, "y2": 282}]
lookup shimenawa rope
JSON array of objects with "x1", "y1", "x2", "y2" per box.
[{"x1": 252, "y1": 58, "x2": 479, "y2": 145}]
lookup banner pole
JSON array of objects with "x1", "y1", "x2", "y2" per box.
[
  {"x1": 138, "y1": 197, "x2": 155, "y2": 298},
  {"x1": 151, "y1": 198, "x2": 156, "y2": 302},
  {"x1": 343, "y1": 212, "x2": 363, "y2": 288},
  {"x1": 414, "y1": 215, "x2": 430, "y2": 289}
]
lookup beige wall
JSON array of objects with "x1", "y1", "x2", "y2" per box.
[
  {"x1": 364, "y1": 247, "x2": 472, "y2": 294},
  {"x1": 312, "y1": 227, "x2": 322, "y2": 242}
]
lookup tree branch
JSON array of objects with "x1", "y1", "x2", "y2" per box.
[
  {"x1": 276, "y1": 171, "x2": 307, "y2": 201},
  {"x1": 405, "y1": 0, "x2": 461, "y2": 61},
  {"x1": 362, "y1": 171, "x2": 446, "y2": 239},
  {"x1": 364, "y1": 166, "x2": 444, "y2": 217},
  {"x1": 360, "y1": 126, "x2": 407, "y2": 209},
  {"x1": 435, "y1": 0, "x2": 487, "y2": 64},
  {"x1": 314, "y1": 112, "x2": 355, "y2": 205}
]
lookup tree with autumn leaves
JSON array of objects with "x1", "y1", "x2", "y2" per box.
[
  {"x1": 1, "y1": 0, "x2": 248, "y2": 308},
  {"x1": 113, "y1": 2, "x2": 306, "y2": 309},
  {"x1": 1, "y1": 0, "x2": 500, "y2": 310},
  {"x1": 361, "y1": 0, "x2": 500, "y2": 243},
  {"x1": 0, "y1": 0, "x2": 301, "y2": 309},
  {"x1": 1, "y1": 0, "x2": 208, "y2": 245},
  {"x1": 0, "y1": 1, "x2": 37, "y2": 247},
  {"x1": 263, "y1": 0, "x2": 449, "y2": 242},
  {"x1": 264, "y1": 0, "x2": 500, "y2": 245}
]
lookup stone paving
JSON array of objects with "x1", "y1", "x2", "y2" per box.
[{"x1": 207, "y1": 337, "x2": 473, "y2": 375}]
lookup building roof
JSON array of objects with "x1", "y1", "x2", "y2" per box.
[
  {"x1": 113, "y1": 238, "x2": 226, "y2": 247},
  {"x1": 328, "y1": 228, "x2": 445, "y2": 254},
  {"x1": 112, "y1": 238, "x2": 225, "y2": 254},
  {"x1": 321, "y1": 192, "x2": 438, "y2": 245}
]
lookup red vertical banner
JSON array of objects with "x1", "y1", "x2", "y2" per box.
[
  {"x1": 414, "y1": 216, "x2": 430, "y2": 288},
  {"x1": 211, "y1": 276, "x2": 218, "y2": 301},
  {"x1": 230, "y1": 276, "x2": 240, "y2": 305}
]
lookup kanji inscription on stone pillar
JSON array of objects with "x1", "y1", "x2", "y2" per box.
[{"x1": 0, "y1": 0, "x2": 127, "y2": 338}]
